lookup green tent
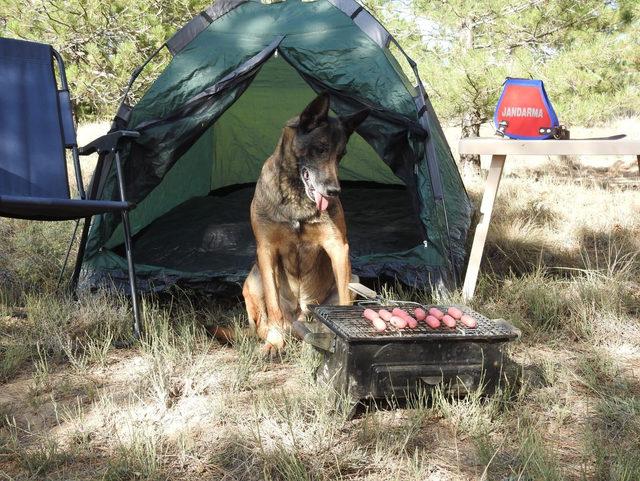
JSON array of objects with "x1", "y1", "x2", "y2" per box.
[{"x1": 78, "y1": 0, "x2": 472, "y2": 294}]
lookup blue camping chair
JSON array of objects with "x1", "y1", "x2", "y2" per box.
[{"x1": 0, "y1": 37, "x2": 142, "y2": 338}]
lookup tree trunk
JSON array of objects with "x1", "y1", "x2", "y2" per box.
[
  {"x1": 460, "y1": 111, "x2": 482, "y2": 168},
  {"x1": 458, "y1": 18, "x2": 482, "y2": 168}
]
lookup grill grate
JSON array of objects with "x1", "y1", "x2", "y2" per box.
[{"x1": 311, "y1": 304, "x2": 519, "y2": 342}]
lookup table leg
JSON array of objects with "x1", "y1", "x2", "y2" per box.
[{"x1": 462, "y1": 154, "x2": 506, "y2": 301}]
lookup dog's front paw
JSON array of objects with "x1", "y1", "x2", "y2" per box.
[
  {"x1": 260, "y1": 327, "x2": 285, "y2": 358},
  {"x1": 260, "y1": 341, "x2": 280, "y2": 359}
]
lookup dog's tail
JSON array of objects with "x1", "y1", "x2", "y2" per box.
[{"x1": 206, "y1": 325, "x2": 236, "y2": 344}]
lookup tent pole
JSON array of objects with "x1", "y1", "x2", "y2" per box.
[
  {"x1": 414, "y1": 79, "x2": 459, "y2": 288},
  {"x1": 58, "y1": 218, "x2": 80, "y2": 290},
  {"x1": 117, "y1": 44, "x2": 166, "y2": 113},
  {"x1": 70, "y1": 216, "x2": 92, "y2": 295}
]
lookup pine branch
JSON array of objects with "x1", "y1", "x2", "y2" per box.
[{"x1": 474, "y1": 7, "x2": 601, "y2": 51}]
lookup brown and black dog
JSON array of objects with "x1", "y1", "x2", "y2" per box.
[{"x1": 243, "y1": 93, "x2": 369, "y2": 354}]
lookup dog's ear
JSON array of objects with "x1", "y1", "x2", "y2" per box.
[
  {"x1": 340, "y1": 109, "x2": 370, "y2": 136},
  {"x1": 299, "y1": 92, "x2": 330, "y2": 133}
]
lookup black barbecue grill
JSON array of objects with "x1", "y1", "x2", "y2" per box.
[
  {"x1": 293, "y1": 304, "x2": 520, "y2": 407},
  {"x1": 313, "y1": 304, "x2": 517, "y2": 341}
]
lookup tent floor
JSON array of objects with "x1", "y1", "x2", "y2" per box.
[{"x1": 129, "y1": 182, "x2": 423, "y2": 276}]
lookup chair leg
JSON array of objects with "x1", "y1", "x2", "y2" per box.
[{"x1": 120, "y1": 209, "x2": 142, "y2": 340}]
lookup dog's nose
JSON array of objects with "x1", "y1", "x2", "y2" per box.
[{"x1": 325, "y1": 186, "x2": 341, "y2": 197}]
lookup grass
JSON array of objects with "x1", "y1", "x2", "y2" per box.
[
  {"x1": 0, "y1": 124, "x2": 639, "y2": 480},
  {"x1": 2, "y1": 417, "x2": 69, "y2": 477},
  {"x1": 102, "y1": 419, "x2": 165, "y2": 481},
  {"x1": 0, "y1": 342, "x2": 31, "y2": 382}
]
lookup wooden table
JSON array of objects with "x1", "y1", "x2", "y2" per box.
[{"x1": 459, "y1": 137, "x2": 640, "y2": 300}]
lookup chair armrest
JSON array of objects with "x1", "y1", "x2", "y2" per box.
[{"x1": 78, "y1": 130, "x2": 140, "y2": 156}]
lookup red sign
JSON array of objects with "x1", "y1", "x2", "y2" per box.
[{"x1": 494, "y1": 79, "x2": 559, "y2": 140}]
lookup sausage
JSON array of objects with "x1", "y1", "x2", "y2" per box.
[
  {"x1": 371, "y1": 317, "x2": 387, "y2": 331},
  {"x1": 363, "y1": 308, "x2": 379, "y2": 321},
  {"x1": 392, "y1": 308, "x2": 418, "y2": 328},
  {"x1": 391, "y1": 307, "x2": 407, "y2": 317},
  {"x1": 373, "y1": 318, "x2": 388, "y2": 331},
  {"x1": 428, "y1": 307, "x2": 444, "y2": 320},
  {"x1": 413, "y1": 307, "x2": 427, "y2": 321},
  {"x1": 363, "y1": 308, "x2": 387, "y2": 331},
  {"x1": 460, "y1": 314, "x2": 477, "y2": 328},
  {"x1": 447, "y1": 307, "x2": 463, "y2": 320},
  {"x1": 425, "y1": 315, "x2": 440, "y2": 329},
  {"x1": 378, "y1": 309, "x2": 393, "y2": 321},
  {"x1": 441, "y1": 314, "x2": 456, "y2": 328},
  {"x1": 389, "y1": 315, "x2": 407, "y2": 329}
]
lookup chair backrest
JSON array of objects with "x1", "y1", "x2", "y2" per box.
[{"x1": 0, "y1": 37, "x2": 77, "y2": 199}]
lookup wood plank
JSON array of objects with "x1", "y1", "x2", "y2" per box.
[
  {"x1": 459, "y1": 138, "x2": 640, "y2": 156},
  {"x1": 462, "y1": 154, "x2": 506, "y2": 301}
]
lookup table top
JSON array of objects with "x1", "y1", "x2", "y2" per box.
[{"x1": 459, "y1": 137, "x2": 640, "y2": 156}]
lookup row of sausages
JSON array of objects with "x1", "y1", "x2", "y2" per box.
[{"x1": 362, "y1": 306, "x2": 478, "y2": 332}]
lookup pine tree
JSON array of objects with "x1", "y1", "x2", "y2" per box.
[
  {"x1": 1, "y1": 0, "x2": 210, "y2": 119},
  {"x1": 2, "y1": 0, "x2": 638, "y2": 141},
  {"x1": 368, "y1": 0, "x2": 640, "y2": 166}
]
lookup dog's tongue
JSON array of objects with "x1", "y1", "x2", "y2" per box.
[{"x1": 314, "y1": 191, "x2": 329, "y2": 211}]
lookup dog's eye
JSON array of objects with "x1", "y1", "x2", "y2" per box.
[{"x1": 312, "y1": 146, "x2": 327, "y2": 156}]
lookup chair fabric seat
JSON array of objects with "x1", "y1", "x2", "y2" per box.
[{"x1": 0, "y1": 195, "x2": 132, "y2": 221}]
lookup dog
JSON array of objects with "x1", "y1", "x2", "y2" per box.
[{"x1": 242, "y1": 93, "x2": 369, "y2": 354}]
